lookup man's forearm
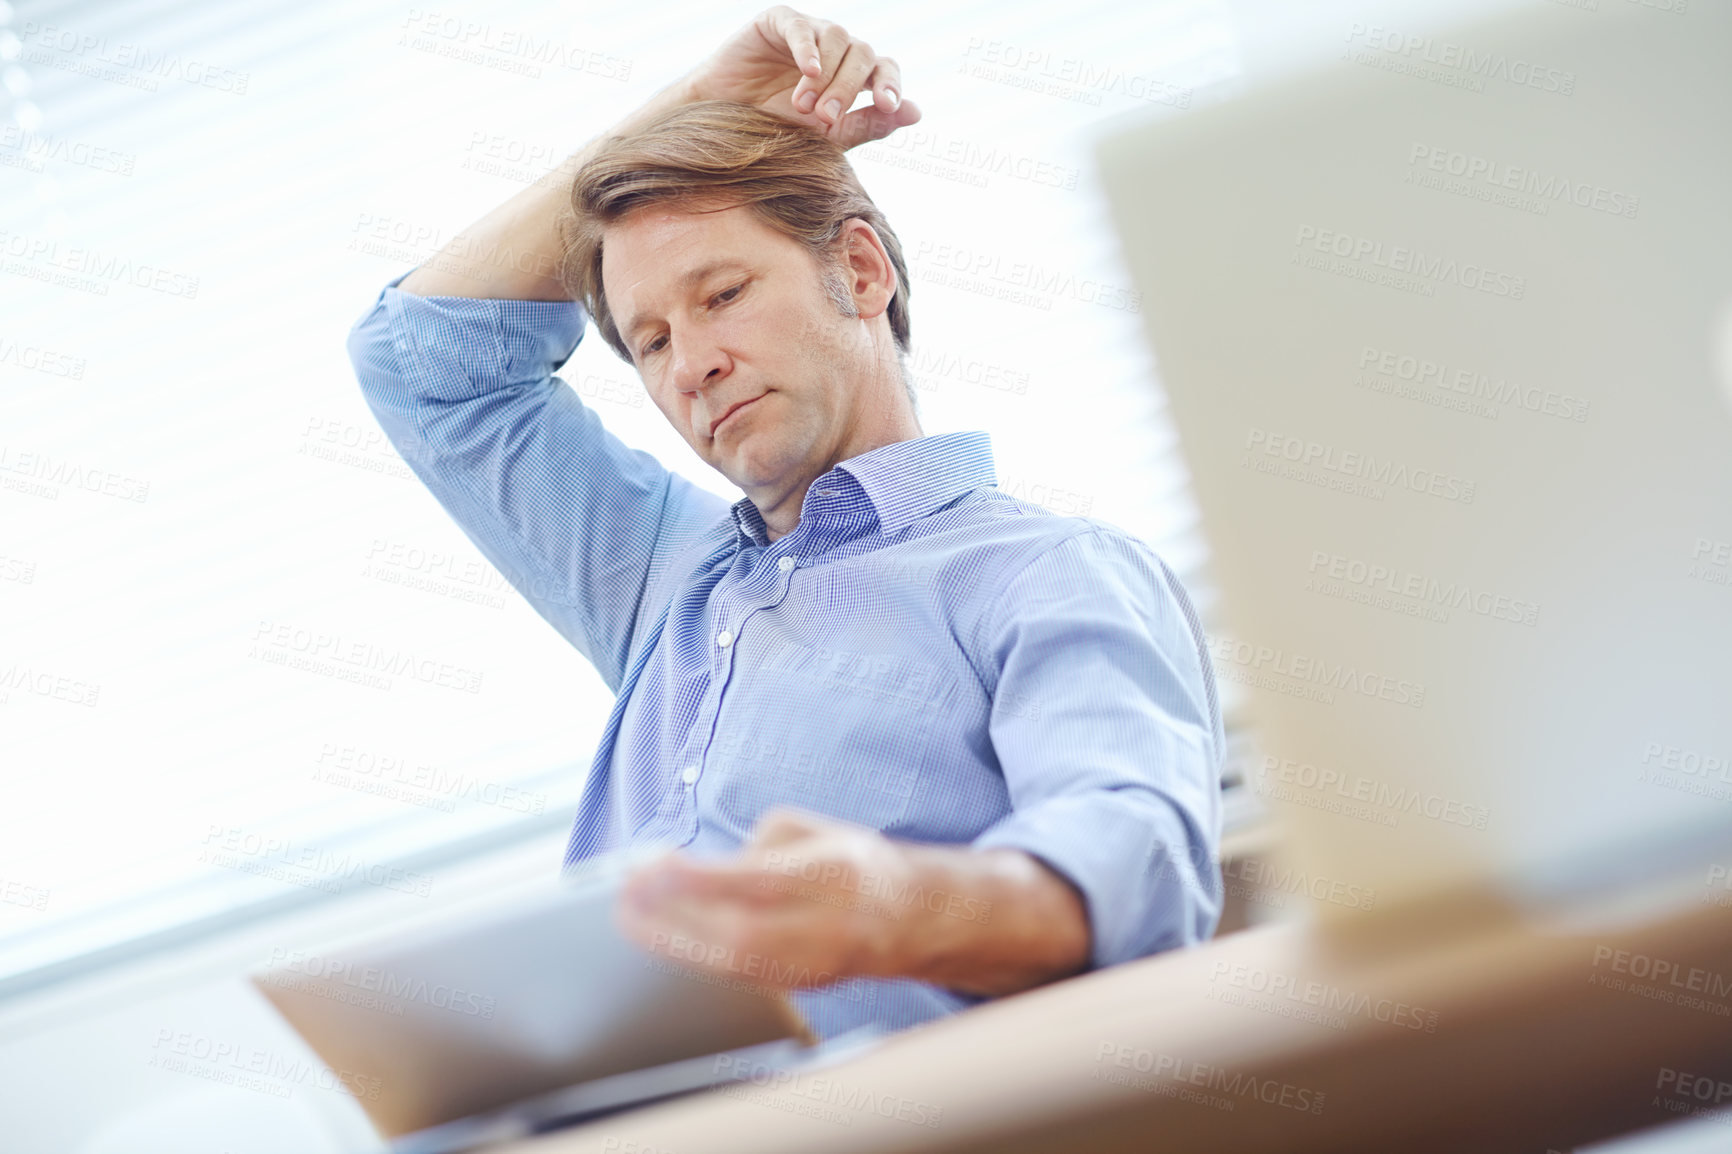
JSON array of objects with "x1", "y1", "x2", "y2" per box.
[
  {"x1": 398, "y1": 78, "x2": 694, "y2": 301},
  {"x1": 884, "y1": 845, "x2": 1093, "y2": 998},
  {"x1": 618, "y1": 809, "x2": 1094, "y2": 1001}
]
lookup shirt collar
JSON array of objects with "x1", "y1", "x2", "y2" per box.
[{"x1": 728, "y1": 430, "x2": 997, "y2": 548}]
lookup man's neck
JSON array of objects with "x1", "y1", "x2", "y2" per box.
[{"x1": 757, "y1": 415, "x2": 923, "y2": 543}]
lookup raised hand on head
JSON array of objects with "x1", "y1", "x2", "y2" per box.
[{"x1": 683, "y1": 5, "x2": 923, "y2": 149}]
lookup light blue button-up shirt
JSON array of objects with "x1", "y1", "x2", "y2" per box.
[{"x1": 347, "y1": 271, "x2": 1225, "y2": 1039}]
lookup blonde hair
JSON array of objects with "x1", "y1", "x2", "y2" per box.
[{"x1": 560, "y1": 100, "x2": 914, "y2": 384}]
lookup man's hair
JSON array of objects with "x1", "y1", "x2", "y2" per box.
[{"x1": 559, "y1": 100, "x2": 915, "y2": 407}]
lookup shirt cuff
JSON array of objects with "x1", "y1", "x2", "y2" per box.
[
  {"x1": 970, "y1": 789, "x2": 1219, "y2": 971},
  {"x1": 374, "y1": 270, "x2": 588, "y2": 402}
]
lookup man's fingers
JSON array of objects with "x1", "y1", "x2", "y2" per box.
[
  {"x1": 763, "y1": 5, "x2": 821, "y2": 77},
  {"x1": 834, "y1": 58, "x2": 918, "y2": 149},
  {"x1": 839, "y1": 96, "x2": 922, "y2": 150},
  {"x1": 867, "y1": 57, "x2": 903, "y2": 112},
  {"x1": 792, "y1": 21, "x2": 853, "y2": 114},
  {"x1": 812, "y1": 40, "x2": 878, "y2": 129},
  {"x1": 625, "y1": 854, "x2": 785, "y2": 912},
  {"x1": 748, "y1": 806, "x2": 829, "y2": 850}
]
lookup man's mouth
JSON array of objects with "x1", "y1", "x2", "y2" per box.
[{"x1": 708, "y1": 394, "x2": 764, "y2": 439}]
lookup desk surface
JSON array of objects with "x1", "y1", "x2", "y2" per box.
[{"x1": 499, "y1": 890, "x2": 1732, "y2": 1154}]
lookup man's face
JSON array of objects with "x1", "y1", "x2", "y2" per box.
[{"x1": 602, "y1": 202, "x2": 872, "y2": 509}]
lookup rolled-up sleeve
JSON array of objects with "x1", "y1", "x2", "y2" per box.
[
  {"x1": 970, "y1": 527, "x2": 1225, "y2": 968},
  {"x1": 346, "y1": 272, "x2": 729, "y2": 692}
]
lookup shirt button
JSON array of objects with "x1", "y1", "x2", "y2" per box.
[
  {"x1": 681, "y1": 766, "x2": 698, "y2": 785},
  {"x1": 777, "y1": 556, "x2": 796, "y2": 573},
  {"x1": 716, "y1": 629, "x2": 734, "y2": 647}
]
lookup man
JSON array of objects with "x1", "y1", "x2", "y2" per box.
[{"x1": 346, "y1": 6, "x2": 1223, "y2": 1040}]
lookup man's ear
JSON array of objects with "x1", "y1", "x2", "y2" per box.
[{"x1": 837, "y1": 218, "x2": 898, "y2": 321}]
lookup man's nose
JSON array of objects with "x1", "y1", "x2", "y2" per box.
[{"x1": 670, "y1": 330, "x2": 728, "y2": 394}]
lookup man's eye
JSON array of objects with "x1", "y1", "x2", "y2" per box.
[{"x1": 639, "y1": 285, "x2": 742, "y2": 357}]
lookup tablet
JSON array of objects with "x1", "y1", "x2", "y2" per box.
[{"x1": 250, "y1": 852, "x2": 813, "y2": 1139}]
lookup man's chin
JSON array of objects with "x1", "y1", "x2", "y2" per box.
[{"x1": 719, "y1": 441, "x2": 798, "y2": 496}]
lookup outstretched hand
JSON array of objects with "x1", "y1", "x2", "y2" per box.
[
  {"x1": 683, "y1": 5, "x2": 923, "y2": 149},
  {"x1": 615, "y1": 807, "x2": 914, "y2": 989},
  {"x1": 614, "y1": 805, "x2": 1093, "y2": 999}
]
